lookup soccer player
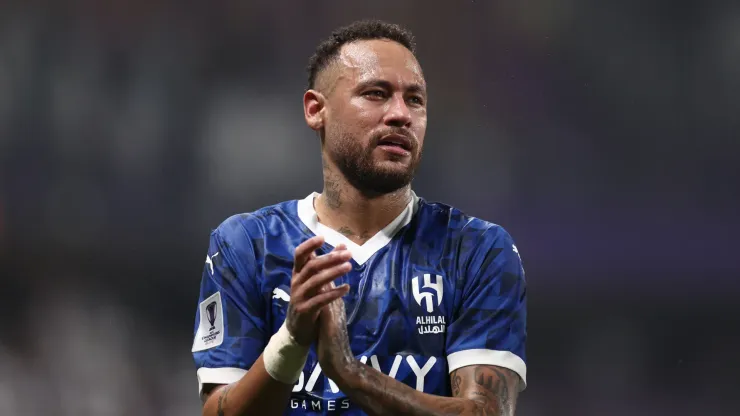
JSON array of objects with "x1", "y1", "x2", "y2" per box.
[{"x1": 193, "y1": 20, "x2": 527, "y2": 416}]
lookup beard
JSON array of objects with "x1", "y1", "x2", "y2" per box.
[{"x1": 324, "y1": 129, "x2": 421, "y2": 197}]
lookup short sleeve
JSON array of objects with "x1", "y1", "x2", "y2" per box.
[
  {"x1": 445, "y1": 226, "x2": 528, "y2": 389},
  {"x1": 192, "y1": 226, "x2": 267, "y2": 395}
]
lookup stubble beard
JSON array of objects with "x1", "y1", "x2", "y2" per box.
[{"x1": 325, "y1": 130, "x2": 420, "y2": 197}]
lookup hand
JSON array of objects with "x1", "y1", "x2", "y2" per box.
[
  {"x1": 317, "y1": 294, "x2": 355, "y2": 380},
  {"x1": 286, "y1": 236, "x2": 352, "y2": 346}
]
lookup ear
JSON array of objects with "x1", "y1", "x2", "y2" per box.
[{"x1": 303, "y1": 89, "x2": 326, "y2": 131}]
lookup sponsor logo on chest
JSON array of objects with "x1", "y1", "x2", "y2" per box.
[{"x1": 290, "y1": 354, "x2": 438, "y2": 411}]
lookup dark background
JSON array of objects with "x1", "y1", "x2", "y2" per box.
[{"x1": 0, "y1": 0, "x2": 738, "y2": 415}]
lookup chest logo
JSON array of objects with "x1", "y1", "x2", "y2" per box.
[
  {"x1": 412, "y1": 274, "x2": 446, "y2": 335},
  {"x1": 412, "y1": 274, "x2": 443, "y2": 313}
]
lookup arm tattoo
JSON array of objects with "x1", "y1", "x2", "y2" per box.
[
  {"x1": 337, "y1": 363, "x2": 518, "y2": 416},
  {"x1": 469, "y1": 366, "x2": 516, "y2": 416},
  {"x1": 451, "y1": 371, "x2": 462, "y2": 397},
  {"x1": 475, "y1": 366, "x2": 508, "y2": 396},
  {"x1": 333, "y1": 362, "x2": 518, "y2": 416},
  {"x1": 216, "y1": 384, "x2": 233, "y2": 416}
]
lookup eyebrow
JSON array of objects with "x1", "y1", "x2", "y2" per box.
[{"x1": 356, "y1": 79, "x2": 426, "y2": 95}]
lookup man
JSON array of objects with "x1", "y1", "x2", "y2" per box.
[{"x1": 193, "y1": 20, "x2": 527, "y2": 416}]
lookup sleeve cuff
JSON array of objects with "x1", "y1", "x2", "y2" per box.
[
  {"x1": 197, "y1": 367, "x2": 248, "y2": 395},
  {"x1": 447, "y1": 349, "x2": 527, "y2": 391}
]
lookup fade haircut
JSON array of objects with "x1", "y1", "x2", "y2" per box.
[{"x1": 306, "y1": 20, "x2": 417, "y2": 91}]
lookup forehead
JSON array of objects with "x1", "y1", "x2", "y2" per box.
[{"x1": 335, "y1": 39, "x2": 425, "y2": 89}]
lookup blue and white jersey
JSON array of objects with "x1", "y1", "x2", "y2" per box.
[{"x1": 192, "y1": 192, "x2": 528, "y2": 415}]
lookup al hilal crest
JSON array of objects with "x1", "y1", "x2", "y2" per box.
[
  {"x1": 412, "y1": 274, "x2": 443, "y2": 313},
  {"x1": 412, "y1": 274, "x2": 446, "y2": 335}
]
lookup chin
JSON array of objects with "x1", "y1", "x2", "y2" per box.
[
  {"x1": 370, "y1": 169, "x2": 416, "y2": 192},
  {"x1": 347, "y1": 167, "x2": 411, "y2": 196}
]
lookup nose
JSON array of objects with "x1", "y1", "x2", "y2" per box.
[{"x1": 383, "y1": 94, "x2": 412, "y2": 128}]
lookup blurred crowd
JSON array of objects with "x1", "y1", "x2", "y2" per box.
[{"x1": 0, "y1": 0, "x2": 738, "y2": 414}]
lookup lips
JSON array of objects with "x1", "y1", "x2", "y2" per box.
[{"x1": 377, "y1": 134, "x2": 412, "y2": 151}]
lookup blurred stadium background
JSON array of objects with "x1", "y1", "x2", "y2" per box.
[{"x1": 1, "y1": 0, "x2": 738, "y2": 415}]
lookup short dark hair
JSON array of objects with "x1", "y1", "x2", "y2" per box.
[{"x1": 306, "y1": 20, "x2": 417, "y2": 90}]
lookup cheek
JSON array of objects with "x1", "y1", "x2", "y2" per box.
[
  {"x1": 332, "y1": 101, "x2": 369, "y2": 131},
  {"x1": 326, "y1": 109, "x2": 370, "y2": 147},
  {"x1": 414, "y1": 114, "x2": 428, "y2": 141},
  {"x1": 352, "y1": 104, "x2": 382, "y2": 128}
]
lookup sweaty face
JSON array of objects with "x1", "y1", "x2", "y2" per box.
[{"x1": 321, "y1": 39, "x2": 428, "y2": 196}]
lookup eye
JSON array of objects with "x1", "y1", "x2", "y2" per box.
[
  {"x1": 363, "y1": 90, "x2": 386, "y2": 99},
  {"x1": 408, "y1": 95, "x2": 425, "y2": 106}
]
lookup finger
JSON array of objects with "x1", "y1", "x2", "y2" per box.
[
  {"x1": 302, "y1": 249, "x2": 351, "y2": 277},
  {"x1": 300, "y1": 261, "x2": 352, "y2": 296},
  {"x1": 293, "y1": 236, "x2": 325, "y2": 273},
  {"x1": 294, "y1": 250, "x2": 352, "y2": 286},
  {"x1": 300, "y1": 284, "x2": 350, "y2": 314},
  {"x1": 294, "y1": 260, "x2": 351, "y2": 297}
]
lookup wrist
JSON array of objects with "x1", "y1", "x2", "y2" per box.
[
  {"x1": 263, "y1": 322, "x2": 310, "y2": 384},
  {"x1": 327, "y1": 355, "x2": 361, "y2": 390}
]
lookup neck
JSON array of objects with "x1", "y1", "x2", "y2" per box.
[{"x1": 315, "y1": 165, "x2": 412, "y2": 246}]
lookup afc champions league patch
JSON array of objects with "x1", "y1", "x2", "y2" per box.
[{"x1": 192, "y1": 292, "x2": 225, "y2": 352}]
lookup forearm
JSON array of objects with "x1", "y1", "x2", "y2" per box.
[
  {"x1": 202, "y1": 355, "x2": 293, "y2": 416},
  {"x1": 332, "y1": 361, "x2": 499, "y2": 416}
]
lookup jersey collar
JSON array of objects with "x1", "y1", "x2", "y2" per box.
[{"x1": 296, "y1": 191, "x2": 420, "y2": 265}]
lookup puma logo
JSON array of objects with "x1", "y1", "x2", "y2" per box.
[{"x1": 272, "y1": 288, "x2": 290, "y2": 303}]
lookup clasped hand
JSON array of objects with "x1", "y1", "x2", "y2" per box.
[{"x1": 286, "y1": 236, "x2": 355, "y2": 380}]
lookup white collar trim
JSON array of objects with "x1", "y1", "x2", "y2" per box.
[{"x1": 296, "y1": 191, "x2": 419, "y2": 265}]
